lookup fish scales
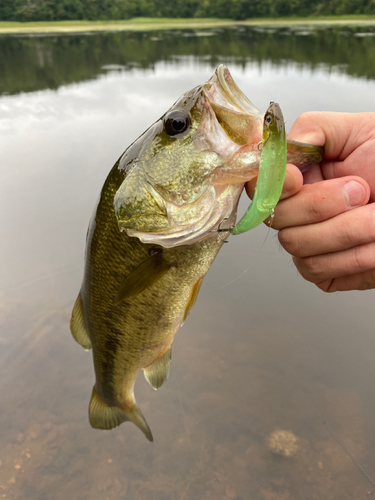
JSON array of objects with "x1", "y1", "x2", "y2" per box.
[
  {"x1": 84, "y1": 167, "x2": 221, "y2": 367},
  {"x1": 71, "y1": 65, "x2": 324, "y2": 441},
  {"x1": 78, "y1": 162, "x2": 223, "y2": 440}
]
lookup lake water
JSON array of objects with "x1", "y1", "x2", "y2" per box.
[{"x1": 1, "y1": 24, "x2": 375, "y2": 499}]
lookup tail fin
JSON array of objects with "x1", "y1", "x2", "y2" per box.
[{"x1": 88, "y1": 387, "x2": 153, "y2": 442}]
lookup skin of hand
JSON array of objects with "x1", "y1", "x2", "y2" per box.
[{"x1": 245, "y1": 112, "x2": 375, "y2": 292}]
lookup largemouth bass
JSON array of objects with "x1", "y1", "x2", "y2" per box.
[{"x1": 70, "y1": 65, "x2": 322, "y2": 441}]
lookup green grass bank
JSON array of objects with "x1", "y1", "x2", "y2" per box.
[{"x1": 1, "y1": 16, "x2": 375, "y2": 34}]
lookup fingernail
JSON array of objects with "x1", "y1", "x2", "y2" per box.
[{"x1": 344, "y1": 181, "x2": 366, "y2": 207}]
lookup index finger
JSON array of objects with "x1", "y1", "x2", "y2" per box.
[
  {"x1": 271, "y1": 176, "x2": 370, "y2": 230},
  {"x1": 290, "y1": 112, "x2": 375, "y2": 201},
  {"x1": 287, "y1": 111, "x2": 356, "y2": 160}
]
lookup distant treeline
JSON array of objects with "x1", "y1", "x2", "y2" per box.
[{"x1": 1, "y1": 0, "x2": 375, "y2": 22}]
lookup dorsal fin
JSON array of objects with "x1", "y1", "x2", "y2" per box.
[
  {"x1": 143, "y1": 346, "x2": 172, "y2": 390},
  {"x1": 70, "y1": 294, "x2": 92, "y2": 350},
  {"x1": 116, "y1": 252, "x2": 172, "y2": 304},
  {"x1": 182, "y1": 277, "x2": 204, "y2": 325}
]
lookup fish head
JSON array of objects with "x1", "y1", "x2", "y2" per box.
[
  {"x1": 263, "y1": 101, "x2": 285, "y2": 141},
  {"x1": 114, "y1": 65, "x2": 264, "y2": 248}
]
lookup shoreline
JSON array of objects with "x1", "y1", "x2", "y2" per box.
[{"x1": 1, "y1": 17, "x2": 375, "y2": 35}]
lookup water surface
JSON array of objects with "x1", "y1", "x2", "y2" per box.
[{"x1": 1, "y1": 25, "x2": 375, "y2": 499}]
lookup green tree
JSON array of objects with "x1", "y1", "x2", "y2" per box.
[{"x1": 2, "y1": 0, "x2": 375, "y2": 22}]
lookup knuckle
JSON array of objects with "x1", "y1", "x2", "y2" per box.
[
  {"x1": 351, "y1": 246, "x2": 365, "y2": 271},
  {"x1": 277, "y1": 229, "x2": 289, "y2": 250},
  {"x1": 336, "y1": 216, "x2": 356, "y2": 247},
  {"x1": 300, "y1": 255, "x2": 324, "y2": 281},
  {"x1": 278, "y1": 228, "x2": 303, "y2": 256},
  {"x1": 292, "y1": 256, "x2": 312, "y2": 282},
  {"x1": 332, "y1": 208, "x2": 375, "y2": 250}
]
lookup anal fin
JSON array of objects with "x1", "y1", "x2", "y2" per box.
[
  {"x1": 70, "y1": 294, "x2": 91, "y2": 350},
  {"x1": 143, "y1": 346, "x2": 172, "y2": 390},
  {"x1": 89, "y1": 387, "x2": 153, "y2": 442},
  {"x1": 116, "y1": 251, "x2": 172, "y2": 304}
]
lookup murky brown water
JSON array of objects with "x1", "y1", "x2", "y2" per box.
[{"x1": 2, "y1": 25, "x2": 375, "y2": 499}]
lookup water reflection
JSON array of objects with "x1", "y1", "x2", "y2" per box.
[
  {"x1": 3, "y1": 25, "x2": 375, "y2": 96},
  {"x1": 1, "y1": 27, "x2": 375, "y2": 499}
]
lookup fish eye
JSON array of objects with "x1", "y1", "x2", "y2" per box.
[
  {"x1": 164, "y1": 110, "x2": 190, "y2": 136},
  {"x1": 265, "y1": 113, "x2": 273, "y2": 124}
]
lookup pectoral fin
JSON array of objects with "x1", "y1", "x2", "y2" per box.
[
  {"x1": 143, "y1": 346, "x2": 172, "y2": 390},
  {"x1": 70, "y1": 294, "x2": 91, "y2": 350},
  {"x1": 116, "y1": 252, "x2": 172, "y2": 304},
  {"x1": 89, "y1": 387, "x2": 153, "y2": 442},
  {"x1": 182, "y1": 277, "x2": 204, "y2": 325}
]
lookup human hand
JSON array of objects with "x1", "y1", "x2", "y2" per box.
[
  {"x1": 246, "y1": 112, "x2": 375, "y2": 292},
  {"x1": 287, "y1": 112, "x2": 375, "y2": 200}
]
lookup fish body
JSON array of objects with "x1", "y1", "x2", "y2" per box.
[
  {"x1": 72, "y1": 175, "x2": 222, "y2": 441},
  {"x1": 71, "y1": 65, "x2": 323, "y2": 441}
]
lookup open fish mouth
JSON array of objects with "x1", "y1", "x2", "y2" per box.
[
  {"x1": 204, "y1": 64, "x2": 263, "y2": 146},
  {"x1": 117, "y1": 65, "x2": 265, "y2": 249}
]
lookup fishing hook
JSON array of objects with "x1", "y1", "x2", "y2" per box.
[{"x1": 215, "y1": 217, "x2": 233, "y2": 243}]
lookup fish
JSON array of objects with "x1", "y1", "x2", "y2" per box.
[
  {"x1": 231, "y1": 100, "x2": 287, "y2": 234},
  {"x1": 70, "y1": 64, "x2": 323, "y2": 442}
]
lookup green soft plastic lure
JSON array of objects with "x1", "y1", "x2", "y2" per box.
[{"x1": 231, "y1": 101, "x2": 287, "y2": 235}]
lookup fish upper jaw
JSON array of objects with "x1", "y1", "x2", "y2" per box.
[
  {"x1": 206, "y1": 65, "x2": 262, "y2": 115},
  {"x1": 201, "y1": 65, "x2": 263, "y2": 185},
  {"x1": 204, "y1": 64, "x2": 263, "y2": 147}
]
